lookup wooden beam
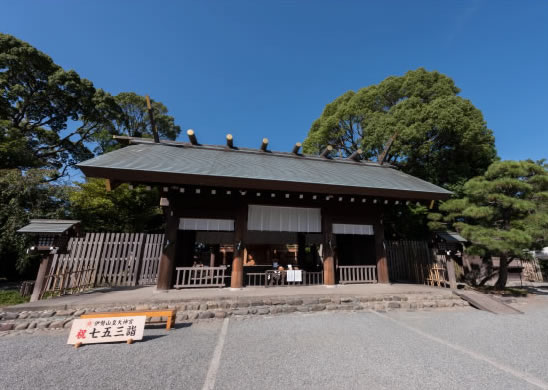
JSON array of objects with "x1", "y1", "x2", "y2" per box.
[
  {"x1": 30, "y1": 254, "x2": 54, "y2": 302},
  {"x1": 105, "y1": 179, "x2": 121, "y2": 192},
  {"x1": 348, "y1": 149, "x2": 363, "y2": 162},
  {"x1": 292, "y1": 142, "x2": 302, "y2": 154},
  {"x1": 260, "y1": 138, "x2": 269, "y2": 152},
  {"x1": 156, "y1": 203, "x2": 178, "y2": 290},
  {"x1": 145, "y1": 95, "x2": 160, "y2": 143},
  {"x1": 230, "y1": 206, "x2": 247, "y2": 288},
  {"x1": 374, "y1": 220, "x2": 389, "y2": 283},
  {"x1": 320, "y1": 145, "x2": 333, "y2": 158},
  {"x1": 378, "y1": 132, "x2": 397, "y2": 165},
  {"x1": 226, "y1": 134, "x2": 234, "y2": 148},
  {"x1": 322, "y1": 212, "x2": 335, "y2": 286},
  {"x1": 187, "y1": 129, "x2": 198, "y2": 145}
]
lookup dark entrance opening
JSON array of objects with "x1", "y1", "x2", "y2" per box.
[{"x1": 335, "y1": 234, "x2": 377, "y2": 284}]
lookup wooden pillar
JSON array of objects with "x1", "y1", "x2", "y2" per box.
[
  {"x1": 230, "y1": 206, "x2": 246, "y2": 288},
  {"x1": 297, "y1": 233, "x2": 306, "y2": 266},
  {"x1": 446, "y1": 255, "x2": 457, "y2": 289},
  {"x1": 323, "y1": 212, "x2": 335, "y2": 286},
  {"x1": 30, "y1": 253, "x2": 53, "y2": 302},
  {"x1": 210, "y1": 250, "x2": 216, "y2": 268},
  {"x1": 374, "y1": 221, "x2": 389, "y2": 283},
  {"x1": 156, "y1": 206, "x2": 178, "y2": 291}
]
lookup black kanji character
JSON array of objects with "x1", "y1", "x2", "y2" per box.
[
  {"x1": 89, "y1": 328, "x2": 100, "y2": 338},
  {"x1": 126, "y1": 326, "x2": 136, "y2": 337},
  {"x1": 114, "y1": 326, "x2": 124, "y2": 336},
  {"x1": 101, "y1": 327, "x2": 112, "y2": 337}
]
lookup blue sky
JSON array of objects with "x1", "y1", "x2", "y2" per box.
[{"x1": 2, "y1": 0, "x2": 547, "y2": 163}]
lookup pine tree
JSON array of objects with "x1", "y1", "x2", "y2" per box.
[{"x1": 429, "y1": 160, "x2": 548, "y2": 288}]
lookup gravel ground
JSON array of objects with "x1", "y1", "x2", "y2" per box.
[{"x1": 1, "y1": 299, "x2": 547, "y2": 390}]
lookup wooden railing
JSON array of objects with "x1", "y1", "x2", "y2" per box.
[
  {"x1": 264, "y1": 270, "x2": 323, "y2": 287},
  {"x1": 246, "y1": 273, "x2": 267, "y2": 287},
  {"x1": 174, "y1": 266, "x2": 227, "y2": 288},
  {"x1": 338, "y1": 265, "x2": 377, "y2": 284}
]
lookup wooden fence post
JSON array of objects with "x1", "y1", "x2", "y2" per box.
[{"x1": 30, "y1": 254, "x2": 53, "y2": 302}]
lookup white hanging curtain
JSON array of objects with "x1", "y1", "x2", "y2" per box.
[
  {"x1": 247, "y1": 205, "x2": 321, "y2": 232},
  {"x1": 332, "y1": 223, "x2": 374, "y2": 235},
  {"x1": 179, "y1": 218, "x2": 235, "y2": 231}
]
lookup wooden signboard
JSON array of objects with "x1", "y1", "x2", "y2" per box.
[{"x1": 67, "y1": 316, "x2": 146, "y2": 345}]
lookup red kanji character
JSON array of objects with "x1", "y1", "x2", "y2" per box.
[{"x1": 76, "y1": 329, "x2": 87, "y2": 339}]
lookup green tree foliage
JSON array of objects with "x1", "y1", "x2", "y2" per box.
[
  {"x1": 303, "y1": 68, "x2": 497, "y2": 191},
  {"x1": 428, "y1": 160, "x2": 548, "y2": 288},
  {"x1": 91, "y1": 92, "x2": 181, "y2": 154},
  {"x1": 69, "y1": 179, "x2": 163, "y2": 233},
  {"x1": 0, "y1": 169, "x2": 69, "y2": 277},
  {"x1": 0, "y1": 33, "x2": 120, "y2": 178},
  {"x1": 1, "y1": 34, "x2": 181, "y2": 278}
]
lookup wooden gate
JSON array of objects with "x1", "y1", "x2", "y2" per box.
[
  {"x1": 41, "y1": 233, "x2": 164, "y2": 298},
  {"x1": 138, "y1": 233, "x2": 164, "y2": 285},
  {"x1": 385, "y1": 240, "x2": 436, "y2": 284}
]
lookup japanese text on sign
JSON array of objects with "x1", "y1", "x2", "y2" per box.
[{"x1": 67, "y1": 316, "x2": 146, "y2": 345}]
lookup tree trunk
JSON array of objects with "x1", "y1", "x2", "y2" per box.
[{"x1": 495, "y1": 255, "x2": 508, "y2": 289}]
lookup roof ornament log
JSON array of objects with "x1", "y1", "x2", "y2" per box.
[
  {"x1": 292, "y1": 142, "x2": 302, "y2": 154},
  {"x1": 348, "y1": 149, "x2": 363, "y2": 162},
  {"x1": 378, "y1": 132, "x2": 398, "y2": 165},
  {"x1": 187, "y1": 129, "x2": 198, "y2": 145},
  {"x1": 226, "y1": 134, "x2": 234, "y2": 148},
  {"x1": 320, "y1": 145, "x2": 333, "y2": 158},
  {"x1": 145, "y1": 95, "x2": 160, "y2": 143},
  {"x1": 260, "y1": 138, "x2": 269, "y2": 152}
]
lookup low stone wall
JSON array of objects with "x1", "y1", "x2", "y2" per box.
[{"x1": 0, "y1": 293, "x2": 470, "y2": 336}]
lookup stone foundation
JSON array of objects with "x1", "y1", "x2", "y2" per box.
[{"x1": 0, "y1": 293, "x2": 470, "y2": 336}]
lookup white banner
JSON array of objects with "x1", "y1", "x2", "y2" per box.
[
  {"x1": 248, "y1": 205, "x2": 321, "y2": 232},
  {"x1": 67, "y1": 316, "x2": 146, "y2": 345}
]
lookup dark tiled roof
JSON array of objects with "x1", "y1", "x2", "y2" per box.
[
  {"x1": 436, "y1": 231, "x2": 467, "y2": 243},
  {"x1": 77, "y1": 141, "x2": 452, "y2": 199},
  {"x1": 17, "y1": 220, "x2": 80, "y2": 234}
]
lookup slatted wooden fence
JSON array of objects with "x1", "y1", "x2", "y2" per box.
[
  {"x1": 385, "y1": 240, "x2": 435, "y2": 284},
  {"x1": 41, "y1": 233, "x2": 164, "y2": 299}
]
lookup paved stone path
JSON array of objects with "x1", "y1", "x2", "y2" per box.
[{"x1": 1, "y1": 299, "x2": 547, "y2": 390}]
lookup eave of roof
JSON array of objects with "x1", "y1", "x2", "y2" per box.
[
  {"x1": 17, "y1": 220, "x2": 80, "y2": 234},
  {"x1": 77, "y1": 141, "x2": 452, "y2": 201},
  {"x1": 436, "y1": 231, "x2": 467, "y2": 243}
]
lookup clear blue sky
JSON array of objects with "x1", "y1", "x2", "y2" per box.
[{"x1": 2, "y1": 0, "x2": 547, "y2": 162}]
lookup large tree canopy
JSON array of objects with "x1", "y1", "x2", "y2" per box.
[
  {"x1": 0, "y1": 33, "x2": 120, "y2": 179},
  {"x1": 428, "y1": 160, "x2": 548, "y2": 288},
  {"x1": 0, "y1": 169, "x2": 69, "y2": 277},
  {"x1": 91, "y1": 92, "x2": 181, "y2": 154},
  {"x1": 303, "y1": 68, "x2": 497, "y2": 191},
  {"x1": 69, "y1": 179, "x2": 163, "y2": 233}
]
